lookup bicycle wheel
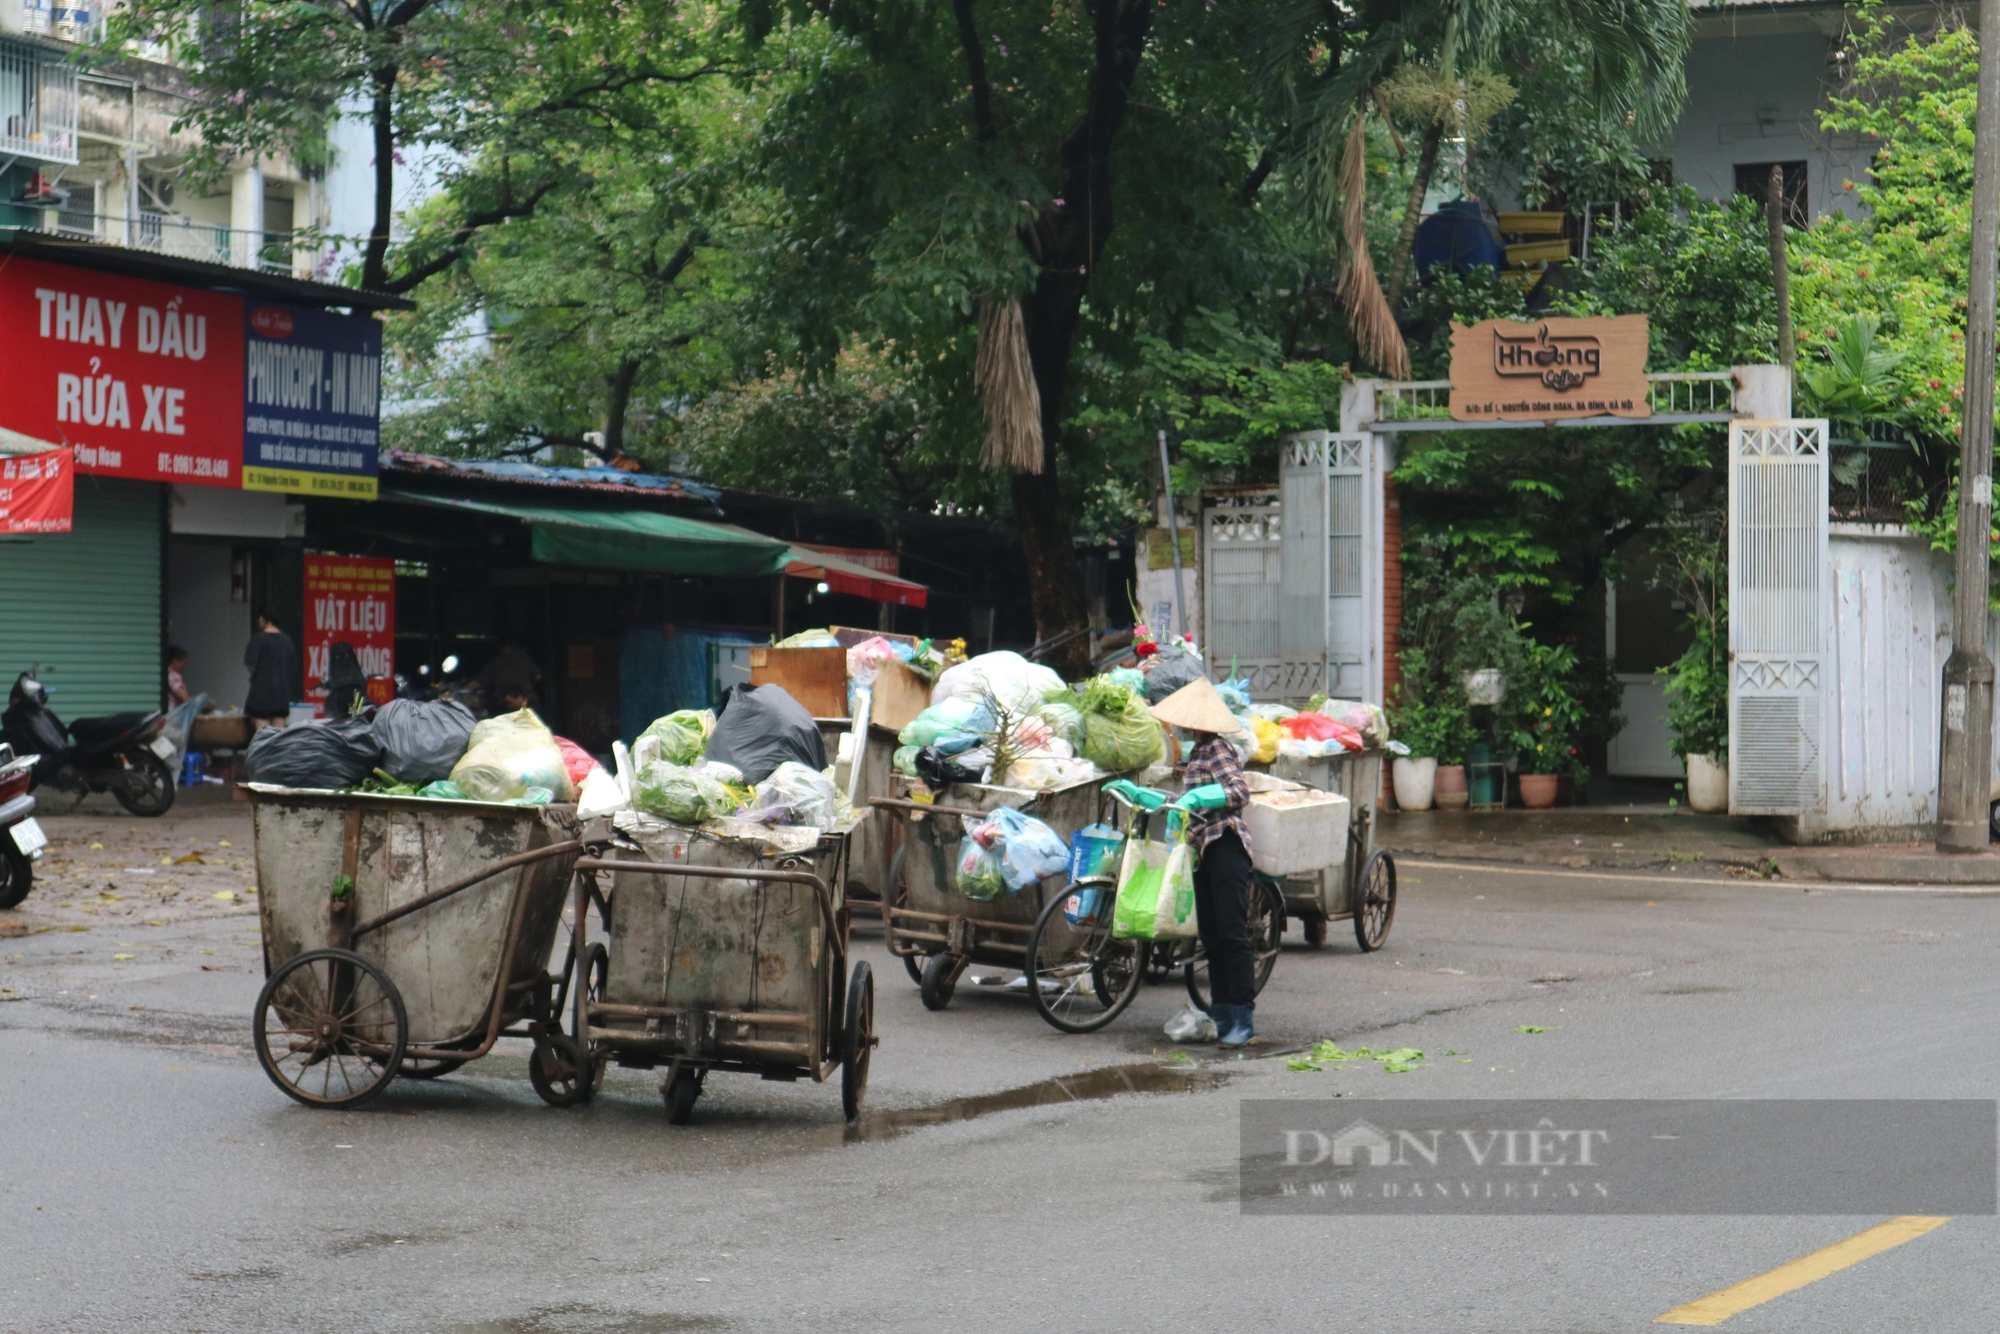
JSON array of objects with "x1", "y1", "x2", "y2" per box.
[
  {"x1": 1184, "y1": 880, "x2": 1284, "y2": 1015},
  {"x1": 1025, "y1": 886, "x2": 1146, "y2": 1034}
]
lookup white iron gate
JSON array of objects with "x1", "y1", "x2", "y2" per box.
[
  {"x1": 1728, "y1": 419, "x2": 1830, "y2": 816},
  {"x1": 1203, "y1": 490, "x2": 1283, "y2": 688},
  {"x1": 1272, "y1": 430, "x2": 1383, "y2": 701}
]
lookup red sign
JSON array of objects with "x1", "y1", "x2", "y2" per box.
[
  {"x1": 0, "y1": 448, "x2": 73, "y2": 534},
  {"x1": 303, "y1": 554, "x2": 396, "y2": 713},
  {"x1": 0, "y1": 256, "x2": 246, "y2": 485}
]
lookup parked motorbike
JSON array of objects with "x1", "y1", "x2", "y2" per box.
[
  {"x1": 0, "y1": 743, "x2": 42, "y2": 909},
  {"x1": 1, "y1": 669, "x2": 176, "y2": 818}
]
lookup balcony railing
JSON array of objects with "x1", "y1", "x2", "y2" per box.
[
  {"x1": 1370, "y1": 371, "x2": 1742, "y2": 430},
  {"x1": 0, "y1": 36, "x2": 77, "y2": 164},
  {"x1": 25, "y1": 208, "x2": 298, "y2": 275}
]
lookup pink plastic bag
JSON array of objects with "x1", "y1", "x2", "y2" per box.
[
  {"x1": 553, "y1": 736, "x2": 603, "y2": 787},
  {"x1": 846, "y1": 636, "x2": 897, "y2": 686},
  {"x1": 1327, "y1": 721, "x2": 1365, "y2": 752}
]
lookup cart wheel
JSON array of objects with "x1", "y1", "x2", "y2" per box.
[
  {"x1": 1184, "y1": 881, "x2": 1284, "y2": 1015},
  {"x1": 1301, "y1": 914, "x2": 1329, "y2": 949},
  {"x1": 1024, "y1": 889, "x2": 1145, "y2": 1034},
  {"x1": 253, "y1": 948, "x2": 407, "y2": 1110},
  {"x1": 842, "y1": 961, "x2": 875, "y2": 1121},
  {"x1": 903, "y1": 952, "x2": 927, "y2": 988},
  {"x1": 919, "y1": 952, "x2": 959, "y2": 1011},
  {"x1": 397, "y1": 1055, "x2": 467, "y2": 1080},
  {"x1": 585, "y1": 942, "x2": 610, "y2": 1004},
  {"x1": 662, "y1": 1064, "x2": 703, "y2": 1125},
  {"x1": 530, "y1": 1033, "x2": 591, "y2": 1107},
  {"x1": 1352, "y1": 850, "x2": 1397, "y2": 952},
  {"x1": 0, "y1": 841, "x2": 33, "y2": 910}
]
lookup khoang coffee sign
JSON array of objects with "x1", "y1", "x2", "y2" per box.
[{"x1": 1447, "y1": 315, "x2": 1650, "y2": 422}]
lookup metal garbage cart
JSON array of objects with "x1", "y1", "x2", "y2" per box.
[
  {"x1": 1257, "y1": 747, "x2": 1396, "y2": 950},
  {"x1": 243, "y1": 785, "x2": 589, "y2": 1110},
  {"x1": 568, "y1": 812, "x2": 874, "y2": 1124},
  {"x1": 872, "y1": 771, "x2": 1116, "y2": 1011}
]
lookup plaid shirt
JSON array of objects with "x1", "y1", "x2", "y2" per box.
[{"x1": 1180, "y1": 735, "x2": 1253, "y2": 859}]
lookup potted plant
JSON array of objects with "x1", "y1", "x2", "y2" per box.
[
  {"x1": 1650, "y1": 500, "x2": 1729, "y2": 813},
  {"x1": 1510, "y1": 641, "x2": 1589, "y2": 808},
  {"x1": 1389, "y1": 696, "x2": 1466, "y2": 811}
]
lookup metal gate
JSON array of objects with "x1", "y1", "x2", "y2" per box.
[
  {"x1": 1203, "y1": 489, "x2": 1283, "y2": 689},
  {"x1": 1728, "y1": 419, "x2": 1830, "y2": 816},
  {"x1": 1270, "y1": 430, "x2": 1382, "y2": 701}
]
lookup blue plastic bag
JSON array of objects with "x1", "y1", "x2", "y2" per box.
[{"x1": 967, "y1": 805, "x2": 1072, "y2": 892}]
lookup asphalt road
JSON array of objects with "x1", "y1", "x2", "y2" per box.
[{"x1": 4, "y1": 794, "x2": 1999, "y2": 1332}]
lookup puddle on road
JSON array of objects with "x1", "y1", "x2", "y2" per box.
[{"x1": 841, "y1": 1060, "x2": 1232, "y2": 1144}]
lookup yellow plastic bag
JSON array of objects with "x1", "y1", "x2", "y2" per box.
[
  {"x1": 1245, "y1": 714, "x2": 1281, "y2": 765},
  {"x1": 449, "y1": 708, "x2": 574, "y2": 803}
]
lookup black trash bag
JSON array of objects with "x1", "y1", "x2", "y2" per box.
[
  {"x1": 244, "y1": 714, "x2": 384, "y2": 789},
  {"x1": 372, "y1": 697, "x2": 476, "y2": 784},
  {"x1": 914, "y1": 745, "x2": 980, "y2": 790},
  {"x1": 703, "y1": 683, "x2": 825, "y2": 785},
  {"x1": 1142, "y1": 644, "x2": 1206, "y2": 703}
]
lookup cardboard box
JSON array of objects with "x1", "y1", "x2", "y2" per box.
[
  {"x1": 869, "y1": 659, "x2": 932, "y2": 733},
  {"x1": 749, "y1": 646, "x2": 849, "y2": 718}
]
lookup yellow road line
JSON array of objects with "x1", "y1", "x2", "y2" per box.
[
  {"x1": 1395, "y1": 858, "x2": 2000, "y2": 893},
  {"x1": 1654, "y1": 1215, "x2": 1951, "y2": 1326}
]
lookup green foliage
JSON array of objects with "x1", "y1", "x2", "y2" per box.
[
  {"x1": 1647, "y1": 495, "x2": 1728, "y2": 761},
  {"x1": 1390, "y1": 682, "x2": 1473, "y2": 764},
  {"x1": 1509, "y1": 640, "x2": 1590, "y2": 779},
  {"x1": 1661, "y1": 618, "x2": 1729, "y2": 763},
  {"x1": 1797, "y1": 315, "x2": 1908, "y2": 437}
]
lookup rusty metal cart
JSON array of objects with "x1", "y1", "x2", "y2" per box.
[
  {"x1": 1258, "y1": 747, "x2": 1397, "y2": 950},
  {"x1": 244, "y1": 785, "x2": 590, "y2": 1110},
  {"x1": 872, "y1": 771, "x2": 1113, "y2": 1011},
  {"x1": 568, "y1": 813, "x2": 874, "y2": 1124}
]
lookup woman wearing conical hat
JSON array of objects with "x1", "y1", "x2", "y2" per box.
[{"x1": 1150, "y1": 677, "x2": 1257, "y2": 1048}]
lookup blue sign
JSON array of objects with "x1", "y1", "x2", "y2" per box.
[{"x1": 240, "y1": 301, "x2": 381, "y2": 499}]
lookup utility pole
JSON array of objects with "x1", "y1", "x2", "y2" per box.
[{"x1": 1937, "y1": 0, "x2": 2000, "y2": 852}]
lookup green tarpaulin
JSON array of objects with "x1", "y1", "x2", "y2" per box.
[{"x1": 385, "y1": 491, "x2": 791, "y2": 577}]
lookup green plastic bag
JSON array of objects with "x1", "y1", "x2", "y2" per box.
[
  {"x1": 640, "y1": 709, "x2": 712, "y2": 767},
  {"x1": 1078, "y1": 677, "x2": 1165, "y2": 773},
  {"x1": 1111, "y1": 828, "x2": 1198, "y2": 940},
  {"x1": 634, "y1": 760, "x2": 733, "y2": 825}
]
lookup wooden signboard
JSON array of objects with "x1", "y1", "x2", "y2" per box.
[{"x1": 1447, "y1": 315, "x2": 1650, "y2": 422}]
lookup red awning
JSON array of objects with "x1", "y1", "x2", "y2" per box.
[{"x1": 784, "y1": 544, "x2": 928, "y2": 608}]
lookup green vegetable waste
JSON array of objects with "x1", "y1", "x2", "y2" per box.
[{"x1": 1286, "y1": 1041, "x2": 1427, "y2": 1074}]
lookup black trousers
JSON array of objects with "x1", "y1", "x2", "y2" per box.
[{"x1": 1193, "y1": 828, "x2": 1256, "y2": 1010}]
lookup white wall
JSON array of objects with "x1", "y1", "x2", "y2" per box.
[
  {"x1": 165, "y1": 541, "x2": 249, "y2": 711},
  {"x1": 1672, "y1": 22, "x2": 1875, "y2": 223}
]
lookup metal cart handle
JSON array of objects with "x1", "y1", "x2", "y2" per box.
[
  {"x1": 572, "y1": 858, "x2": 841, "y2": 944},
  {"x1": 352, "y1": 838, "x2": 589, "y2": 940}
]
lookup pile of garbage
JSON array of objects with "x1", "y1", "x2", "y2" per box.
[{"x1": 241, "y1": 681, "x2": 858, "y2": 834}]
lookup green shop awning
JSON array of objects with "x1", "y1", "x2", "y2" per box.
[{"x1": 386, "y1": 492, "x2": 791, "y2": 578}]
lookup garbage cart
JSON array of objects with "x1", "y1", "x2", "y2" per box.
[
  {"x1": 569, "y1": 813, "x2": 874, "y2": 1124},
  {"x1": 1258, "y1": 747, "x2": 1396, "y2": 950},
  {"x1": 243, "y1": 785, "x2": 588, "y2": 1110}
]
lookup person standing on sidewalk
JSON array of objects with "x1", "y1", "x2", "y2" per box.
[
  {"x1": 244, "y1": 609, "x2": 300, "y2": 729},
  {"x1": 1150, "y1": 678, "x2": 1258, "y2": 1047}
]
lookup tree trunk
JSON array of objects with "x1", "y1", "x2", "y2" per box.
[
  {"x1": 1010, "y1": 0, "x2": 1151, "y2": 680},
  {"x1": 603, "y1": 357, "x2": 642, "y2": 458},
  {"x1": 1383, "y1": 117, "x2": 1445, "y2": 310},
  {"x1": 362, "y1": 56, "x2": 398, "y2": 294}
]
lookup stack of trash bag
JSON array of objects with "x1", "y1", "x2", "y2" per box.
[
  {"x1": 1322, "y1": 699, "x2": 1389, "y2": 747},
  {"x1": 846, "y1": 636, "x2": 898, "y2": 685},
  {"x1": 931, "y1": 650, "x2": 1065, "y2": 717},
  {"x1": 1241, "y1": 714, "x2": 1282, "y2": 764},
  {"x1": 899, "y1": 696, "x2": 994, "y2": 756},
  {"x1": 747, "y1": 761, "x2": 838, "y2": 828},
  {"x1": 1215, "y1": 676, "x2": 1254, "y2": 713},
  {"x1": 993, "y1": 713, "x2": 1098, "y2": 790},
  {"x1": 705, "y1": 684, "x2": 825, "y2": 783},
  {"x1": 774, "y1": 628, "x2": 840, "y2": 648},
  {"x1": 636, "y1": 708, "x2": 713, "y2": 767},
  {"x1": 1141, "y1": 643, "x2": 1206, "y2": 703},
  {"x1": 1076, "y1": 674, "x2": 1165, "y2": 773},
  {"x1": 371, "y1": 698, "x2": 476, "y2": 784},
  {"x1": 634, "y1": 760, "x2": 735, "y2": 824},
  {"x1": 1275, "y1": 710, "x2": 1366, "y2": 758},
  {"x1": 449, "y1": 709, "x2": 576, "y2": 803},
  {"x1": 246, "y1": 713, "x2": 383, "y2": 788},
  {"x1": 954, "y1": 806, "x2": 1071, "y2": 900}
]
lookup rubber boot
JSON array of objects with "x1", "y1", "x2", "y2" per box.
[{"x1": 1217, "y1": 1002, "x2": 1255, "y2": 1049}]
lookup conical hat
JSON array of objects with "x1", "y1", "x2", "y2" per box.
[{"x1": 1148, "y1": 677, "x2": 1243, "y2": 735}]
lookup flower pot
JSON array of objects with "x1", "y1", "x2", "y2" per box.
[
  {"x1": 1392, "y1": 756, "x2": 1438, "y2": 811},
  {"x1": 1519, "y1": 773, "x2": 1560, "y2": 808},
  {"x1": 1686, "y1": 753, "x2": 1729, "y2": 813},
  {"x1": 1434, "y1": 764, "x2": 1469, "y2": 810},
  {"x1": 1463, "y1": 669, "x2": 1507, "y2": 706}
]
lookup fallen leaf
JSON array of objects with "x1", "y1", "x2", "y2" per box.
[
  {"x1": 89, "y1": 842, "x2": 103, "y2": 850},
  {"x1": 213, "y1": 890, "x2": 236, "y2": 901},
  {"x1": 113, "y1": 953, "x2": 135, "y2": 960},
  {"x1": 1515, "y1": 1025, "x2": 1549, "y2": 1034},
  {"x1": 174, "y1": 852, "x2": 205, "y2": 865},
  {"x1": 159, "y1": 856, "x2": 172, "y2": 866},
  {"x1": 145, "y1": 919, "x2": 166, "y2": 927},
  {"x1": 97, "y1": 893, "x2": 122, "y2": 902},
  {"x1": 217, "y1": 840, "x2": 232, "y2": 848}
]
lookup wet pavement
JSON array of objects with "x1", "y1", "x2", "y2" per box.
[{"x1": 5, "y1": 791, "x2": 2000, "y2": 1331}]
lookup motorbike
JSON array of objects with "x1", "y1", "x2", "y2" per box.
[
  {"x1": 1, "y1": 668, "x2": 176, "y2": 818},
  {"x1": 0, "y1": 743, "x2": 42, "y2": 909}
]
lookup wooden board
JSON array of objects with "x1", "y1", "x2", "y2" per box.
[
  {"x1": 1448, "y1": 315, "x2": 1650, "y2": 423},
  {"x1": 749, "y1": 646, "x2": 849, "y2": 718},
  {"x1": 1504, "y1": 238, "x2": 1570, "y2": 266},
  {"x1": 1497, "y1": 211, "x2": 1565, "y2": 235}
]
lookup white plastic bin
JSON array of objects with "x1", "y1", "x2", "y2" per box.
[{"x1": 1243, "y1": 786, "x2": 1350, "y2": 877}]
